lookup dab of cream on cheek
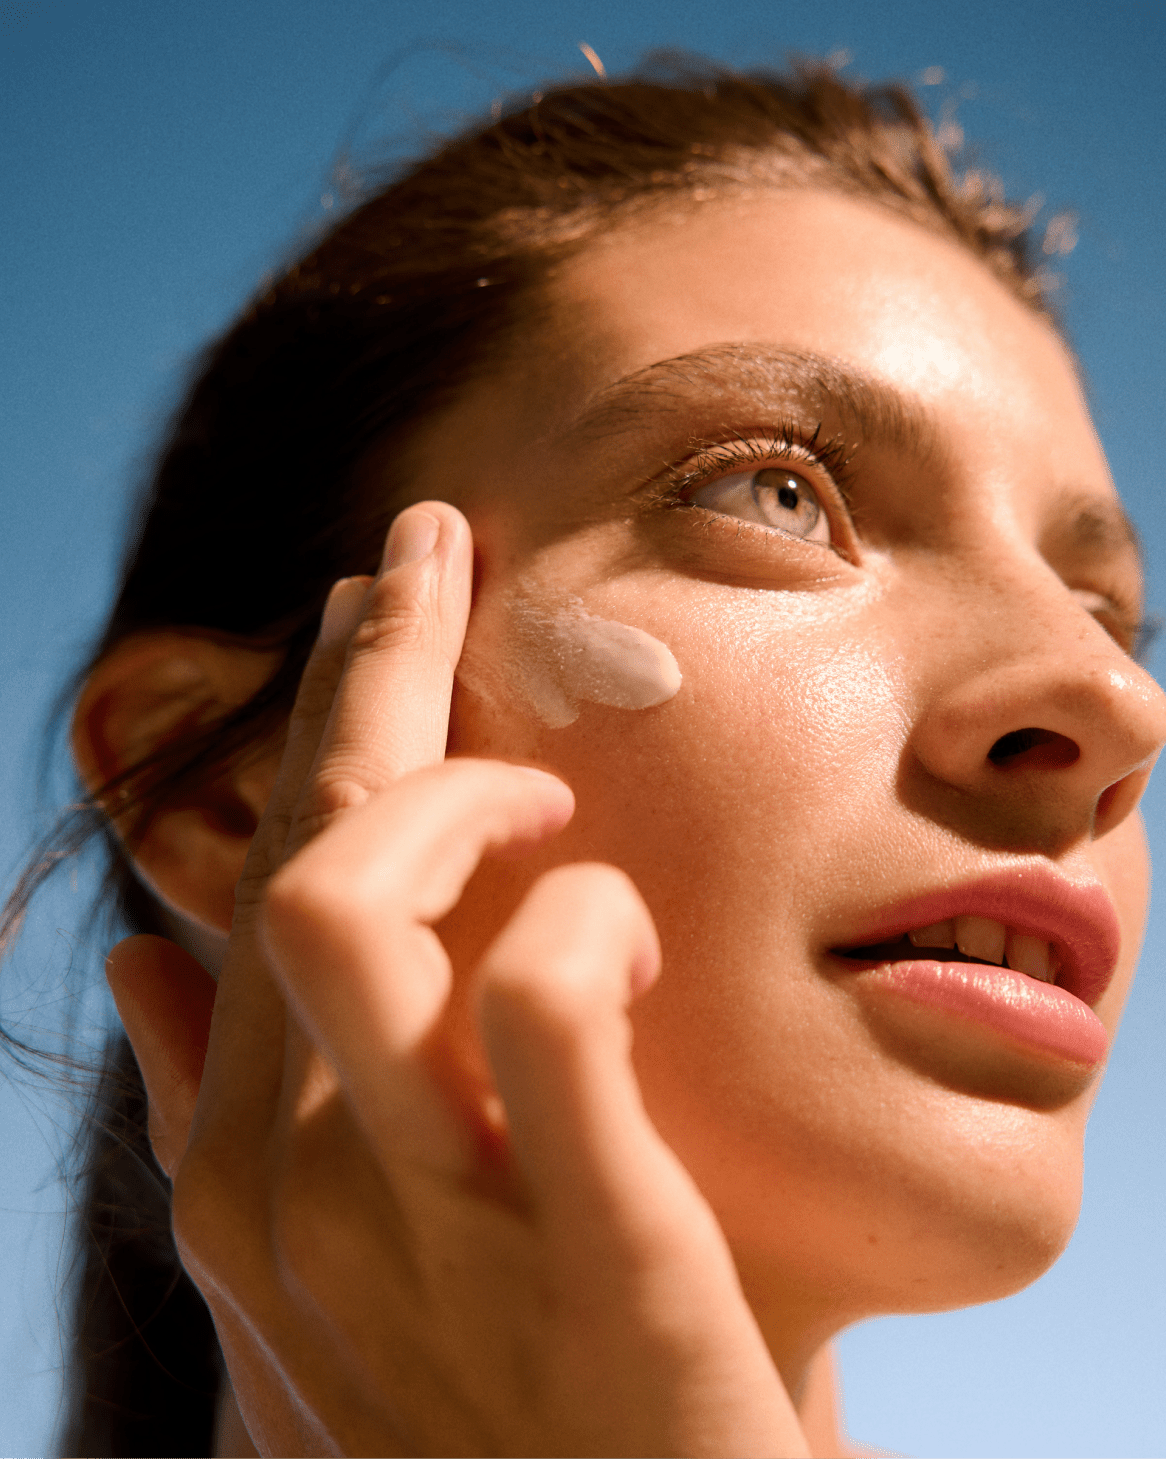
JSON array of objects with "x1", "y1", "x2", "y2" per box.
[{"x1": 456, "y1": 596, "x2": 682, "y2": 728}]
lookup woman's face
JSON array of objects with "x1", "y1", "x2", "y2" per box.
[{"x1": 399, "y1": 189, "x2": 1166, "y2": 1338}]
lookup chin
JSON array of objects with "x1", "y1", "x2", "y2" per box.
[
  {"x1": 847, "y1": 1126, "x2": 1084, "y2": 1317},
  {"x1": 635, "y1": 1022, "x2": 1089, "y2": 1327}
]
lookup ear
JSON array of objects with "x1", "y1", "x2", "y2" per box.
[{"x1": 72, "y1": 633, "x2": 284, "y2": 933}]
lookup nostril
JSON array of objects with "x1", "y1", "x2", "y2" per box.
[{"x1": 988, "y1": 727, "x2": 1080, "y2": 770}]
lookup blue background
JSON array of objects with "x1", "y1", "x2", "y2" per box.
[{"x1": 2, "y1": 2, "x2": 1163, "y2": 1455}]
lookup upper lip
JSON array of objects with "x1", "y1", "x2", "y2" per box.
[{"x1": 828, "y1": 864, "x2": 1122, "y2": 1006}]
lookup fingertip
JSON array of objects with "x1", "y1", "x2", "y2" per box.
[
  {"x1": 409, "y1": 498, "x2": 472, "y2": 542},
  {"x1": 627, "y1": 916, "x2": 662, "y2": 1000},
  {"x1": 106, "y1": 932, "x2": 196, "y2": 988},
  {"x1": 477, "y1": 860, "x2": 658, "y2": 1018},
  {"x1": 380, "y1": 509, "x2": 440, "y2": 573},
  {"x1": 485, "y1": 764, "x2": 575, "y2": 856},
  {"x1": 510, "y1": 765, "x2": 568, "y2": 783},
  {"x1": 379, "y1": 500, "x2": 473, "y2": 577},
  {"x1": 318, "y1": 577, "x2": 373, "y2": 648},
  {"x1": 570, "y1": 862, "x2": 660, "y2": 1006},
  {"x1": 511, "y1": 763, "x2": 575, "y2": 807}
]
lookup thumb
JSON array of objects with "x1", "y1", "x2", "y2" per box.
[{"x1": 105, "y1": 934, "x2": 217, "y2": 1179}]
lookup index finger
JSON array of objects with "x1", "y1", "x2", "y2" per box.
[
  {"x1": 291, "y1": 501, "x2": 473, "y2": 850},
  {"x1": 193, "y1": 503, "x2": 472, "y2": 1144}
]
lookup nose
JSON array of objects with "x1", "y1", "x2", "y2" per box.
[{"x1": 906, "y1": 569, "x2": 1166, "y2": 853}]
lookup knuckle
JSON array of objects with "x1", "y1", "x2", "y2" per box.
[
  {"x1": 275, "y1": 771, "x2": 376, "y2": 861},
  {"x1": 350, "y1": 581, "x2": 431, "y2": 658},
  {"x1": 233, "y1": 866, "x2": 270, "y2": 914},
  {"x1": 262, "y1": 849, "x2": 396, "y2": 966},
  {"x1": 235, "y1": 836, "x2": 285, "y2": 905},
  {"x1": 296, "y1": 770, "x2": 372, "y2": 824}
]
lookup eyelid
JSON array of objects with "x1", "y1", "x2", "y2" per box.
[
  {"x1": 1074, "y1": 587, "x2": 1155, "y2": 662},
  {"x1": 650, "y1": 423, "x2": 857, "y2": 552}
]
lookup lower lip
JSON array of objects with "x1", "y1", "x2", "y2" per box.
[{"x1": 847, "y1": 959, "x2": 1109, "y2": 1066}]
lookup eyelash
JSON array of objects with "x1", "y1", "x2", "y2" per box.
[{"x1": 654, "y1": 421, "x2": 855, "y2": 531}]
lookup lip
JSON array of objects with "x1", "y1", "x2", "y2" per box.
[
  {"x1": 828, "y1": 865, "x2": 1122, "y2": 1008},
  {"x1": 843, "y1": 960, "x2": 1111, "y2": 1067}
]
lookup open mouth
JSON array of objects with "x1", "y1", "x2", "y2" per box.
[{"x1": 834, "y1": 915, "x2": 1059, "y2": 985}]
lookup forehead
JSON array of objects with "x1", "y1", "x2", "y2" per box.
[
  {"x1": 500, "y1": 189, "x2": 1107, "y2": 493},
  {"x1": 410, "y1": 188, "x2": 1136, "y2": 582}
]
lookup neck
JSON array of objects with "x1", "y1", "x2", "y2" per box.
[
  {"x1": 795, "y1": 1343, "x2": 850, "y2": 1458},
  {"x1": 732, "y1": 1261, "x2": 859, "y2": 1457}
]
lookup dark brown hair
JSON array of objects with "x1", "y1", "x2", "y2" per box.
[{"x1": 7, "y1": 54, "x2": 1055, "y2": 1455}]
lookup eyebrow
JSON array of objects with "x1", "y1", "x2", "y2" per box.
[
  {"x1": 567, "y1": 342, "x2": 947, "y2": 466},
  {"x1": 1049, "y1": 493, "x2": 1144, "y2": 577},
  {"x1": 567, "y1": 341, "x2": 1143, "y2": 573}
]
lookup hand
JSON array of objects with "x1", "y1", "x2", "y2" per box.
[{"x1": 106, "y1": 502, "x2": 809, "y2": 1457}]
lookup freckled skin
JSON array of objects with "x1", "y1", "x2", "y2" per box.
[{"x1": 396, "y1": 190, "x2": 1166, "y2": 1382}]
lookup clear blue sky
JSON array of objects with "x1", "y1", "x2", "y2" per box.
[{"x1": 2, "y1": 2, "x2": 1164, "y2": 1455}]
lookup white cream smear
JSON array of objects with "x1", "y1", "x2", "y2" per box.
[{"x1": 456, "y1": 594, "x2": 682, "y2": 728}]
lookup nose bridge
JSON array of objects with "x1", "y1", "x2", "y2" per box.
[{"x1": 961, "y1": 543, "x2": 1140, "y2": 717}]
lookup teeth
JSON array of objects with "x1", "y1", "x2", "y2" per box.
[
  {"x1": 908, "y1": 920, "x2": 956, "y2": 949},
  {"x1": 903, "y1": 916, "x2": 1058, "y2": 984},
  {"x1": 954, "y1": 915, "x2": 1007, "y2": 966},
  {"x1": 1005, "y1": 931, "x2": 1055, "y2": 983}
]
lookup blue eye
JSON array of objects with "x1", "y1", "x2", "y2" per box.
[{"x1": 690, "y1": 467, "x2": 832, "y2": 544}]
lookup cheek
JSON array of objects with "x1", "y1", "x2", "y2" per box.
[
  {"x1": 444, "y1": 591, "x2": 1091, "y2": 1305},
  {"x1": 551, "y1": 599, "x2": 909, "y2": 943},
  {"x1": 454, "y1": 583, "x2": 908, "y2": 931},
  {"x1": 453, "y1": 589, "x2": 911, "y2": 1070}
]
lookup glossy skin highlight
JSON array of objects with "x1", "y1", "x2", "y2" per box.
[{"x1": 409, "y1": 190, "x2": 1166, "y2": 1374}]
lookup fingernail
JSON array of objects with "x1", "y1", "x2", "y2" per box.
[
  {"x1": 319, "y1": 576, "x2": 369, "y2": 647},
  {"x1": 381, "y1": 509, "x2": 440, "y2": 573}
]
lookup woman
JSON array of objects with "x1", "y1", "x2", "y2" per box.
[{"x1": 16, "y1": 57, "x2": 1163, "y2": 1456}]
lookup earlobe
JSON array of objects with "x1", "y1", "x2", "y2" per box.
[{"x1": 72, "y1": 633, "x2": 283, "y2": 933}]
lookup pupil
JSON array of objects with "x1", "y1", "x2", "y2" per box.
[{"x1": 777, "y1": 482, "x2": 800, "y2": 511}]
